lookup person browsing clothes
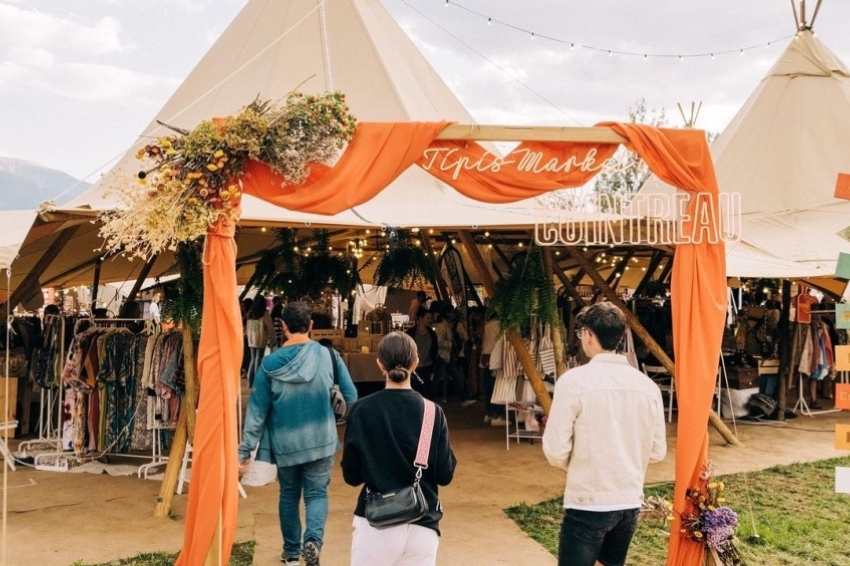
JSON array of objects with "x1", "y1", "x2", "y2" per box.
[
  {"x1": 542, "y1": 302, "x2": 667, "y2": 566},
  {"x1": 238, "y1": 302, "x2": 358, "y2": 566},
  {"x1": 341, "y1": 331, "x2": 456, "y2": 566}
]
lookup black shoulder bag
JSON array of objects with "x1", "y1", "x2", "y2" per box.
[{"x1": 364, "y1": 398, "x2": 435, "y2": 529}]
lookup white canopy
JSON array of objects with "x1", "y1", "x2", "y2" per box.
[
  {"x1": 638, "y1": 30, "x2": 850, "y2": 278},
  {"x1": 63, "y1": 0, "x2": 541, "y2": 229},
  {"x1": 0, "y1": 210, "x2": 36, "y2": 270}
]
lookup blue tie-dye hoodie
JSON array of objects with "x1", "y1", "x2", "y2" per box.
[{"x1": 238, "y1": 340, "x2": 358, "y2": 467}]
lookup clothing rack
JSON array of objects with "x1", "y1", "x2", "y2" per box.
[
  {"x1": 18, "y1": 314, "x2": 67, "y2": 455},
  {"x1": 792, "y1": 311, "x2": 843, "y2": 416}
]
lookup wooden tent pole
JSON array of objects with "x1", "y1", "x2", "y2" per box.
[
  {"x1": 1, "y1": 225, "x2": 79, "y2": 318},
  {"x1": 551, "y1": 259, "x2": 587, "y2": 308},
  {"x1": 458, "y1": 230, "x2": 551, "y2": 414},
  {"x1": 542, "y1": 249, "x2": 568, "y2": 377},
  {"x1": 565, "y1": 247, "x2": 744, "y2": 447},
  {"x1": 420, "y1": 232, "x2": 449, "y2": 302},
  {"x1": 90, "y1": 258, "x2": 102, "y2": 308},
  {"x1": 204, "y1": 512, "x2": 222, "y2": 566},
  {"x1": 634, "y1": 251, "x2": 666, "y2": 297},
  {"x1": 125, "y1": 255, "x2": 157, "y2": 302},
  {"x1": 657, "y1": 254, "x2": 675, "y2": 285},
  {"x1": 777, "y1": 280, "x2": 793, "y2": 421}
]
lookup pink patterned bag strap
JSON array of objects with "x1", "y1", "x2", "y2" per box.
[{"x1": 414, "y1": 399, "x2": 436, "y2": 469}]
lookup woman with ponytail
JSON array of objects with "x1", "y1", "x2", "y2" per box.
[{"x1": 342, "y1": 332, "x2": 457, "y2": 566}]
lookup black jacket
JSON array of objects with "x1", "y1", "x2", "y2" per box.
[
  {"x1": 341, "y1": 389, "x2": 456, "y2": 534},
  {"x1": 406, "y1": 325, "x2": 438, "y2": 368}
]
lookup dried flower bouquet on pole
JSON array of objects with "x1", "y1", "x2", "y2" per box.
[{"x1": 99, "y1": 92, "x2": 356, "y2": 258}]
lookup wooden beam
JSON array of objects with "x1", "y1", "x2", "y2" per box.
[
  {"x1": 489, "y1": 239, "x2": 513, "y2": 268},
  {"x1": 777, "y1": 280, "x2": 792, "y2": 421},
  {"x1": 565, "y1": 247, "x2": 744, "y2": 447},
  {"x1": 125, "y1": 256, "x2": 157, "y2": 302},
  {"x1": 657, "y1": 255, "x2": 674, "y2": 285},
  {"x1": 1, "y1": 225, "x2": 80, "y2": 317},
  {"x1": 90, "y1": 258, "x2": 102, "y2": 307},
  {"x1": 420, "y1": 232, "x2": 450, "y2": 303},
  {"x1": 634, "y1": 251, "x2": 666, "y2": 297},
  {"x1": 542, "y1": 249, "x2": 568, "y2": 377},
  {"x1": 435, "y1": 124, "x2": 627, "y2": 143},
  {"x1": 551, "y1": 257, "x2": 587, "y2": 309},
  {"x1": 153, "y1": 399, "x2": 190, "y2": 518},
  {"x1": 458, "y1": 231, "x2": 551, "y2": 415},
  {"x1": 609, "y1": 250, "x2": 635, "y2": 291}
]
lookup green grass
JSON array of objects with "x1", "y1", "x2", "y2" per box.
[
  {"x1": 506, "y1": 456, "x2": 850, "y2": 566},
  {"x1": 71, "y1": 541, "x2": 255, "y2": 566}
]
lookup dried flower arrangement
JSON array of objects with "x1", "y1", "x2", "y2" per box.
[
  {"x1": 99, "y1": 92, "x2": 356, "y2": 258},
  {"x1": 680, "y1": 462, "x2": 746, "y2": 566}
]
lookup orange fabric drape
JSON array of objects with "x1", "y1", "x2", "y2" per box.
[
  {"x1": 417, "y1": 140, "x2": 619, "y2": 201},
  {"x1": 603, "y1": 124, "x2": 727, "y2": 566},
  {"x1": 186, "y1": 121, "x2": 724, "y2": 566},
  {"x1": 174, "y1": 215, "x2": 242, "y2": 566},
  {"x1": 241, "y1": 122, "x2": 450, "y2": 214}
]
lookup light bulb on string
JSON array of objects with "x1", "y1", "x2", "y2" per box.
[
  {"x1": 487, "y1": 17, "x2": 491, "y2": 25},
  {"x1": 643, "y1": 54, "x2": 647, "y2": 61},
  {"x1": 570, "y1": 43, "x2": 575, "y2": 50},
  {"x1": 608, "y1": 50, "x2": 612, "y2": 57},
  {"x1": 711, "y1": 53, "x2": 715, "y2": 60},
  {"x1": 678, "y1": 55, "x2": 683, "y2": 62},
  {"x1": 531, "y1": 32, "x2": 535, "y2": 40},
  {"x1": 740, "y1": 49, "x2": 744, "y2": 55}
]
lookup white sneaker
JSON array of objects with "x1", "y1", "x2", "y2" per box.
[
  {"x1": 461, "y1": 399, "x2": 477, "y2": 407},
  {"x1": 490, "y1": 417, "x2": 508, "y2": 426},
  {"x1": 483, "y1": 415, "x2": 492, "y2": 425}
]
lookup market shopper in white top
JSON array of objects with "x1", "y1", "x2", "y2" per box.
[{"x1": 543, "y1": 302, "x2": 666, "y2": 566}]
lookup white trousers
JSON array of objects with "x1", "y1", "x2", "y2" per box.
[{"x1": 350, "y1": 515, "x2": 439, "y2": 566}]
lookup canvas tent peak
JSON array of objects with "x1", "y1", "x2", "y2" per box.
[{"x1": 636, "y1": 27, "x2": 850, "y2": 278}]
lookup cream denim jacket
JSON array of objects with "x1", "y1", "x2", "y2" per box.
[{"x1": 543, "y1": 353, "x2": 667, "y2": 510}]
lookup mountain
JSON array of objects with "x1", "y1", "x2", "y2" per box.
[{"x1": 0, "y1": 157, "x2": 90, "y2": 210}]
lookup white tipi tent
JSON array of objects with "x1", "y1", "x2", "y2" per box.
[
  {"x1": 63, "y1": 0, "x2": 541, "y2": 229},
  {"x1": 639, "y1": 29, "x2": 850, "y2": 278}
]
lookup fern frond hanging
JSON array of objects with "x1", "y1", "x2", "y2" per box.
[{"x1": 487, "y1": 247, "x2": 558, "y2": 333}]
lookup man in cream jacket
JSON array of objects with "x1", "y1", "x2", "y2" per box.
[{"x1": 543, "y1": 302, "x2": 667, "y2": 566}]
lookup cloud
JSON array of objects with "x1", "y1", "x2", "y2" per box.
[
  {"x1": 35, "y1": 63, "x2": 181, "y2": 104},
  {"x1": 0, "y1": 4, "x2": 125, "y2": 55}
]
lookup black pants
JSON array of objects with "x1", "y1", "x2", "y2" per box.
[
  {"x1": 558, "y1": 508, "x2": 639, "y2": 566},
  {"x1": 411, "y1": 365, "x2": 434, "y2": 399}
]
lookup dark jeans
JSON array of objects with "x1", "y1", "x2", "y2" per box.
[
  {"x1": 558, "y1": 508, "x2": 639, "y2": 566},
  {"x1": 435, "y1": 357, "x2": 470, "y2": 401}
]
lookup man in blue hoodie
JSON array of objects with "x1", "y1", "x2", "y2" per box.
[{"x1": 239, "y1": 302, "x2": 358, "y2": 566}]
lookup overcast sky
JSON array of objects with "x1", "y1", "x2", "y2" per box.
[{"x1": 1, "y1": 0, "x2": 849, "y2": 185}]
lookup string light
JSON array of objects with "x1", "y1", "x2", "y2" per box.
[{"x1": 430, "y1": 0, "x2": 792, "y2": 61}]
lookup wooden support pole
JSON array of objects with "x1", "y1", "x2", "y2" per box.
[
  {"x1": 609, "y1": 250, "x2": 635, "y2": 291},
  {"x1": 657, "y1": 255, "x2": 674, "y2": 285},
  {"x1": 550, "y1": 257, "x2": 587, "y2": 309},
  {"x1": 204, "y1": 513, "x2": 223, "y2": 566},
  {"x1": 777, "y1": 279, "x2": 792, "y2": 421},
  {"x1": 90, "y1": 258, "x2": 102, "y2": 308},
  {"x1": 1, "y1": 225, "x2": 79, "y2": 317},
  {"x1": 565, "y1": 247, "x2": 744, "y2": 447},
  {"x1": 420, "y1": 232, "x2": 449, "y2": 303},
  {"x1": 634, "y1": 251, "x2": 666, "y2": 297},
  {"x1": 459, "y1": 231, "x2": 551, "y2": 414},
  {"x1": 153, "y1": 400, "x2": 190, "y2": 518},
  {"x1": 126, "y1": 255, "x2": 157, "y2": 303},
  {"x1": 489, "y1": 239, "x2": 513, "y2": 269},
  {"x1": 542, "y1": 249, "x2": 568, "y2": 377},
  {"x1": 182, "y1": 324, "x2": 199, "y2": 439}
]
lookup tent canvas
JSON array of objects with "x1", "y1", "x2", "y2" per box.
[
  {"x1": 61, "y1": 0, "x2": 543, "y2": 230},
  {"x1": 636, "y1": 30, "x2": 850, "y2": 278}
]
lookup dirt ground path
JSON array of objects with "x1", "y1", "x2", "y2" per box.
[{"x1": 4, "y1": 402, "x2": 847, "y2": 566}]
